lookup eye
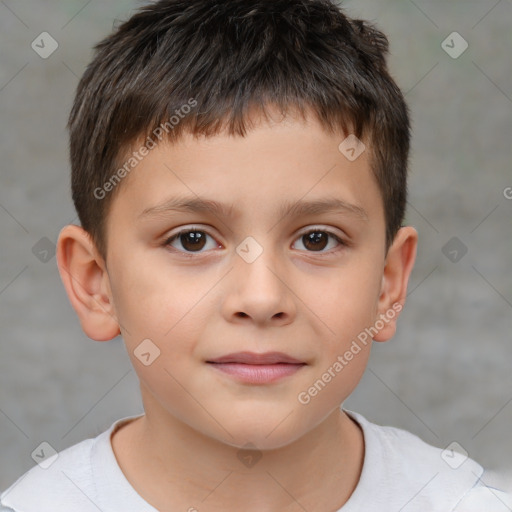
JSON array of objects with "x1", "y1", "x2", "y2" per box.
[
  {"x1": 292, "y1": 228, "x2": 346, "y2": 254},
  {"x1": 164, "y1": 226, "x2": 346, "y2": 256},
  {"x1": 164, "y1": 227, "x2": 219, "y2": 254}
]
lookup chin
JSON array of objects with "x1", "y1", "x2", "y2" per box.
[
  {"x1": 205, "y1": 411, "x2": 314, "y2": 451},
  {"x1": 224, "y1": 430, "x2": 305, "y2": 451}
]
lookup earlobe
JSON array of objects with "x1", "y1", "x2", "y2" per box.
[
  {"x1": 56, "y1": 225, "x2": 120, "y2": 341},
  {"x1": 373, "y1": 226, "x2": 418, "y2": 342}
]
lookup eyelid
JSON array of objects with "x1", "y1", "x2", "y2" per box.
[
  {"x1": 164, "y1": 225, "x2": 217, "y2": 243},
  {"x1": 165, "y1": 224, "x2": 346, "y2": 239},
  {"x1": 297, "y1": 225, "x2": 346, "y2": 238}
]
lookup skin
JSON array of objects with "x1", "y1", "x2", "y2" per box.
[{"x1": 56, "y1": 106, "x2": 417, "y2": 512}]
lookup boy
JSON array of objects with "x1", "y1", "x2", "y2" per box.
[{"x1": 1, "y1": 0, "x2": 510, "y2": 510}]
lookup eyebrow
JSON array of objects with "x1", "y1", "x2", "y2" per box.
[{"x1": 138, "y1": 196, "x2": 369, "y2": 222}]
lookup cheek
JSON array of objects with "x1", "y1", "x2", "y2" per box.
[
  {"x1": 108, "y1": 260, "x2": 212, "y2": 382},
  {"x1": 312, "y1": 265, "x2": 381, "y2": 340},
  {"x1": 108, "y1": 251, "x2": 186, "y2": 334}
]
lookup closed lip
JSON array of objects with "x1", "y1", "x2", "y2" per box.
[{"x1": 206, "y1": 351, "x2": 305, "y2": 365}]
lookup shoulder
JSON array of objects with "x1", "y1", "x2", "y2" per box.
[
  {"x1": 344, "y1": 410, "x2": 494, "y2": 511},
  {"x1": 453, "y1": 471, "x2": 512, "y2": 511},
  {"x1": 0, "y1": 427, "x2": 108, "y2": 512}
]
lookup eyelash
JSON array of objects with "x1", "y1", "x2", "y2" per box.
[{"x1": 163, "y1": 226, "x2": 347, "y2": 257}]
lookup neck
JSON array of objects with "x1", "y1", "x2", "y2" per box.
[{"x1": 112, "y1": 394, "x2": 364, "y2": 511}]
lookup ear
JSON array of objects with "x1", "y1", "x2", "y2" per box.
[
  {"x1": 372, "y1": 226, "x2": 418, "y2": 342},
  {"x1": 56, "y1": 224, "x2": 120, "y2": 341}
]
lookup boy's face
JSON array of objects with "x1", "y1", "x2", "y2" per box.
[{"x1": 58, "y1": 108, "x2": 417, "y2": 449}]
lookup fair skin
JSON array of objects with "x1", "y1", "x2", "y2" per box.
[{"x1": 56, "y1": 107, "x2": 417, "y2": 512}]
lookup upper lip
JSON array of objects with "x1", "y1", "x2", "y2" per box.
[{"x1": 207, "y1": 351, "x2": 305, "y2": 365}]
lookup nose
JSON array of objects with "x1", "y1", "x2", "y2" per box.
[{"x1": 221, "y1": 239, "x2": 296, "y2": 327}]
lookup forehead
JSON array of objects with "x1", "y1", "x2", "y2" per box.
[{"x1": 108, "y1": 111, "x2": 383, "y2": 232}]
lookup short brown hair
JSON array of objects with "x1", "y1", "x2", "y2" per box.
[{"x1": 68, "y1": 0, "x2": 410, "y2": 261}]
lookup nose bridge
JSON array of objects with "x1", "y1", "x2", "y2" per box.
[
  {"x1": 225, "y1": 233, "x2": 294, "y2": 322},
  {"x1": 236, "y1": 233, "x2": 283, "y2": 294}
]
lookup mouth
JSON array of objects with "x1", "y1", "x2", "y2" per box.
[{"x1": 206, "y1": 352, "x2": 307, "y2": 384}]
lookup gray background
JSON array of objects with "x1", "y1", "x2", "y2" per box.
[{"x1": 1, "y1": 0, "x2": 511, "y2": 492}]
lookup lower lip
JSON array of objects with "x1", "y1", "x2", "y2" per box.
[{"x1": 207, "y1": 362, "x2": 306, "y2": 384}]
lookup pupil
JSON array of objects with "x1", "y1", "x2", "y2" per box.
[
  {"x1": 304, "y1": 232, "x2": 327, "y2": 251},
  {"x1": 182, "y1": 232, "x2": 205, "y2": 251}
]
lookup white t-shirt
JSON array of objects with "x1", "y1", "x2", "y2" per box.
[{"x1": 1, "y1": 409, "x2": 511, "y2": 511}]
